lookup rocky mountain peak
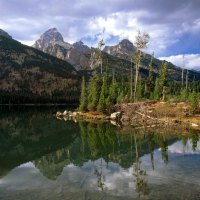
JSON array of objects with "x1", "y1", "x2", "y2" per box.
[
  {"x1": 103, "y1": 39, "x2": 136, "y2": 59},
  {"x1": 119, "y1": 39, "x2": 133, "y2": 46},
  {"x1": 73, "y1": 40, "x2": 84, "y2": 46},
  {"x1": 118, "y1": 39, "x2": 136, "y2": 52},
  {"x1": 0, "y1": 29, "x2": 12, "y2": 39},
  {"x1": 33, "y1": 28, "x2": 66, "y2": 51},
  {"x1": 40, "y1": 28, "x2": 64, "y2": 43},
  {"x1": 33, "y1": 29, "x2": 91, "y2": 71},
  {"x1": 119, "y1": 39, "x2": 134, "y2": 48},
  {"x1": 72, "y1": 40, "x2": 90, "y2": 53}
]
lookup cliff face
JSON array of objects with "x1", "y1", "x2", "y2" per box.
[
  {"x1": 104, "y1": 39, "x2": 137, "y2": 60},
  {"x1": 33, "y1": 28, "x2": 91, "y2": 71},
  {"x1": 0, "y1": 35, "x2": 80, "y2": 104}
]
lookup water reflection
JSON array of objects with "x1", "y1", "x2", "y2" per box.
[
  {"x1": 0, "y1": 107, "x2": 79, "y2": 179},
  {"x1": 34, "y1": 148, "x2": 71, "y2": 180},
  {"x1": 0, "y1": 108, "x2": 200, "y2": 199},
  {"x1": 133, "y1": 133, "x2": 148, "y2": 198}
]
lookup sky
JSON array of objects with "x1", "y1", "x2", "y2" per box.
[{"x1": 0, "y1": 0, "x2": 200, "y2": 69}]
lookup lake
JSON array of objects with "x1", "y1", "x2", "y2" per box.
[{"x1": 0, "y1": 107, "x2": 200, "y2": 200}]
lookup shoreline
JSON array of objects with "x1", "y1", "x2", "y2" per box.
[{"x1": 55, "y1": 100, "x2": 200, "y2": 131}]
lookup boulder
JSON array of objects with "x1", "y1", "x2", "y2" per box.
[
  {"x1": 68, "y1": 111, "x2": 73, "y2": 117},
  {"x1": 191, "y1": 123, "x2": 198, "y2": 127},
  {"x1": 72, "y1": 112, "x2": 80, "y2": 118},
  {"x1": 63, "y1": 117, "x2": 68, "y2": 121},
  {"x1": 63, "y1": 110, "x2": 68, "y2": 115},
  {"x1": 56, "y1": 111, "x2": 63, "y2": 117},
  {"x1": 110, "y1": 120, "x2": 121, "y2": 127},
  {"x1": 110, "y1": 112, "x2": 122, "y2": 121}
]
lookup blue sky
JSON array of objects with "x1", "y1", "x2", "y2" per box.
[{"x1": 0, "y1": 0, "x2": 200, "y2": 69}]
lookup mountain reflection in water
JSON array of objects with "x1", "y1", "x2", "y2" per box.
[{"x1": 0, "y1": 107, "x2": 200, "y2": 200}]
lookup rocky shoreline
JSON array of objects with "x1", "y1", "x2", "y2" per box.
[
  {"x1": 56, "y1": 110, "x2": 122, "y2": 126},
  {"x1": 55, "y1": 101, "x2": 200, "y2": 130}
]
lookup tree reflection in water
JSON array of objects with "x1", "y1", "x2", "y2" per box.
[
  {"x1": 0, "y1": 107, "x2": 200, "y2": 199},
  {"x1": 94, "y1": 158, "x2": 105, "y2": 191},
  {"x1": 132, "y1": 133, "x2": 149, "y2": 198}
]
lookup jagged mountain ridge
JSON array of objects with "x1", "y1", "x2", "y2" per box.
[
  {"x1": 33, "y1": 28, "x2": 200, "y2": 81},
  {"x1": 104, "y1": 41, "x2": 200, "y2": 80},
  {"x1": 104, "y1": 39, "x2": 137, "y2": 60},
  {"x1": 33, "y1": 28, "x2": 90, "y2": 71},
  {"x1": 0, "y1": 33, "x2": 80, "y2": 104}
]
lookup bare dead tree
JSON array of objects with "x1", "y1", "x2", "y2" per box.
[{"x1": 133, "y1": 31, "x2": 150, "y2": 101}]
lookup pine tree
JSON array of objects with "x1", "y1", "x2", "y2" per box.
[
  {"x1": 159, "y1": 62, "x2": 168, "y2": 100},
  {"x1": 136, "y1": 76, "x2": 144, "y2": 100},
  {"x1": 109, "y1": 70, "x2": 118, "y2": 104},
  {"x1": 103, "y1": 65, "x2": 110, "y2": 98},
  {"x1": 87, "y1": 75, "x2": 102, "y2": 111},
  {"x1": 117, "y1": 86, "x2": 126, "y2": 103},
  {"x1": 106, "y1": 96, "x2": 112, "y2": 113},
  {"x1": 153, "y1": 78, "x2": 160, "y2": 100},
  {"x1": 191, "y1": 133, "x2": 198, "y2": 151},
  {"x1": 181, "y1": 88, "x2": 188, "y2": 100},
  {"x1": 97, "y1": 66, "x2": 110, "y2": 113},
  {"x1": 79, "y1": 76, "x2": 87, "y2": 111},
  {"x1": 97, "y1": 85, "x2": 106, "y2": 113},
  {"x1": 190, "y1": 91, "x2": 199, "y2": 114}
]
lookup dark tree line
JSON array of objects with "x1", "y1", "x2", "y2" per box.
[{"x1": 0, "y1": 89, "x2": 80, "y2": 104}]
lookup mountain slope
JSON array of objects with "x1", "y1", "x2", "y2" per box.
[
  {"x1": 103, "y1": 40, "x2": 200, "y2": 81},
  {"x1": 0, "y1": 29, "x2": 12, "y2": 39},
  {"x1": 0, "y1": 34, "x2": 80, "y2": 104},
  {"x1": 33, "y1": 28, "x2": 200, "y2": 82}
]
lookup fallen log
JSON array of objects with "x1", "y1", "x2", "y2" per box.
[{"x1": 135, "y1": 111, "x2": 173, "y2": 124}]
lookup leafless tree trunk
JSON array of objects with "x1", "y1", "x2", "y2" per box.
[
  {"x1": 98, "y1": 39, "x2": 105, "y2": 75},
  {"x1": 186, "y1": 70, "x2": 188, "y2": 90},
  {"x1": 181, "y1": 55, "x2": 185, "y2": 90},
  {"x1": 132, "y1": 31, "x2": 150, "y2": 101},
  {"x1": 133, "y1": 50, "x2": 142, "y2": 100},
  {"x1": 130, "y1": 58, "x2": 133, "y2": 99}
]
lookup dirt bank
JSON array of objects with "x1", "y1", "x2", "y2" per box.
[{"x1": 114, "y1": 101, "x2": 200, "y2": 129}]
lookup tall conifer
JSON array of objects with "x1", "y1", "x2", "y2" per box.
[{"x1": 79, "y1": 77, "x2": 87, "y2": 111}]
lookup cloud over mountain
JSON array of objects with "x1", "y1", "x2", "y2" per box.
[
  {"x1": 159, "y1": 54, "x2": 200, "y2": 71},
  {"x1": 0, "y1": 0, "x2": 200, "y2": 69}
]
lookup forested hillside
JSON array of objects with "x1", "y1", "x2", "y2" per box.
[{"x1": 0, "y1": 35, "x2": 80, "y2": 104}]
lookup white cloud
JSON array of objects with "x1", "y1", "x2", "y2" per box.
[
  {"x1": 0, "y1": 0, "x2": 200, "y2": 57},
  {"x1": 18, "y1": 162, "x2": 35, "y2": 168},
  {"x1": 82, "y1": 12, "x2": 175, "y2": 54},
  {"x1": 19, "y1": 40, "x2": 35, "y2": 46},
  {"x1": 0, "y1": 7, "x2": 181, "y2": 55},
  {"x1": 168, "y1": 140, "x2": 200, "y2": 154},
  {"x1": 159, "y1": 54, "x2": 200, "y2": 70}
]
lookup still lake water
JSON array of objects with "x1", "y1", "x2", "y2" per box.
[{"x1": 0, "y1": 107, "x2": 200, "y2": 200}]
